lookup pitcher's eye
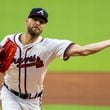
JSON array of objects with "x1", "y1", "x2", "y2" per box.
[
  {"x1": 32, "y1": 17, "x2": 45, "y2": 24},
  {"x1": 39, "y1": 19, "x2": 45, "y2": 24}
]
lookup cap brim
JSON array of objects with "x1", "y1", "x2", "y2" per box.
[{"x1": 28, "y1": 14, "x2": 48, "y2": 23}]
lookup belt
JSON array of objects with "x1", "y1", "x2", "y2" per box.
[{"x1": 4, "y1": 83, "x2": 43, "y2": 99}]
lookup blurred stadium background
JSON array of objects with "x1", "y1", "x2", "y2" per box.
[{"x1": 0, "y1": 0, "x2": 110, "y2": 110}]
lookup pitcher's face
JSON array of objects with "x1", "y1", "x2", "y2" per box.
[{"x1": 26, "y1": 17, "x2": 46, "y2": 37}]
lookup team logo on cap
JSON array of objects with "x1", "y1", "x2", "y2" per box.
[{"x1": 37, "y1": 10, "x2": 44, "y2": 15}]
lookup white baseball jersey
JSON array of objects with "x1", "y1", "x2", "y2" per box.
[{"x1": 0, "y1": 33, "x2": 73, "y2": 96}]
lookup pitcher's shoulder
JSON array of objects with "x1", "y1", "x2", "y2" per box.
[
  {"x1": 4, "y1": 33, "x2": 22, "y2": 40},
  {"x1": 42, "y1": 37, "x2": 71, "y2": 44}
]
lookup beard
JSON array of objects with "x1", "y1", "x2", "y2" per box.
[{"x1": 27, "y1": 26, "x2": 42, "y2": 38}]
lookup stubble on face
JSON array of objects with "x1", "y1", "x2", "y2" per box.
[
  {"x1": 27, "y1": 26, "x2": 42, "y2": 38},
  {"x1": 26, "y1": 18, "x2": 45, "y2": 38}
]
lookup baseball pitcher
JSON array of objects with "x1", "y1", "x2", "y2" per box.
[{"x1": 0, "y1": 8, "x2": 110, "y2": 110}]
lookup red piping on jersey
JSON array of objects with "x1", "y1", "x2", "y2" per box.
[
  {"x1": 63, "y1": 43, "x2": 75, "y2": 61},
  {"x1": 14, "y1": 34, "x2": 22, "y2": 94},
  {"x1": 24, "y1": 46, "x2": 33, "y2": 94},
  {"x1": 13, "y1": 34, "x2": 44, "y2": 94}
]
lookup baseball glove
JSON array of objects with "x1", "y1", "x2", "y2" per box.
[{"x1": 0, "y1": 38, "x2": 17, "y2": 73}]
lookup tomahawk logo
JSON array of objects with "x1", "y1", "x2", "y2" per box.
[{"x1": 37, "y1": 10, "x2": 44, "y2": 15}]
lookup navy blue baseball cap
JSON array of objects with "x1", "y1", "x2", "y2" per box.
[{"x1": 28, "y1": 8, "x2": 48, "y2": 23}]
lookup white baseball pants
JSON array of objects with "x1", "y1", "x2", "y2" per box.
[{"x1": 0, "y1": 86, "x2": 42, "y2": 110}]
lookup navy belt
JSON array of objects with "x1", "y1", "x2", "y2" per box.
[{"x1": 4, "y1": 83, "x2": 43, "y2": 99}]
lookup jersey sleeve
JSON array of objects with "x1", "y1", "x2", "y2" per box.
[
  {"x1": 0, "y1": 36, "x2": 8, "y2": 46},
  {"x1": 0, "y1": 34, "x2": 15, "y2": 46},
  {"x1": 54, "y1": 39, "x2": 73, "y2": 60},
  {"x1": 45, "y1": 38, "x2": 74, "y2": 61}
]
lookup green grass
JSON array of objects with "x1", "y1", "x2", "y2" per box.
[
  {"x1": 0, "y1": 0, "x2": 110, "y2": 71},
  {"x1": 1, "y1": 104, "x2": 110, "y2": 110},
  {"x1": 2, "y1": 105, "x2": 107, "y2": 110},
  {"x1": 43, "y1": 104, "x2": 110, "y2": 110}
]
